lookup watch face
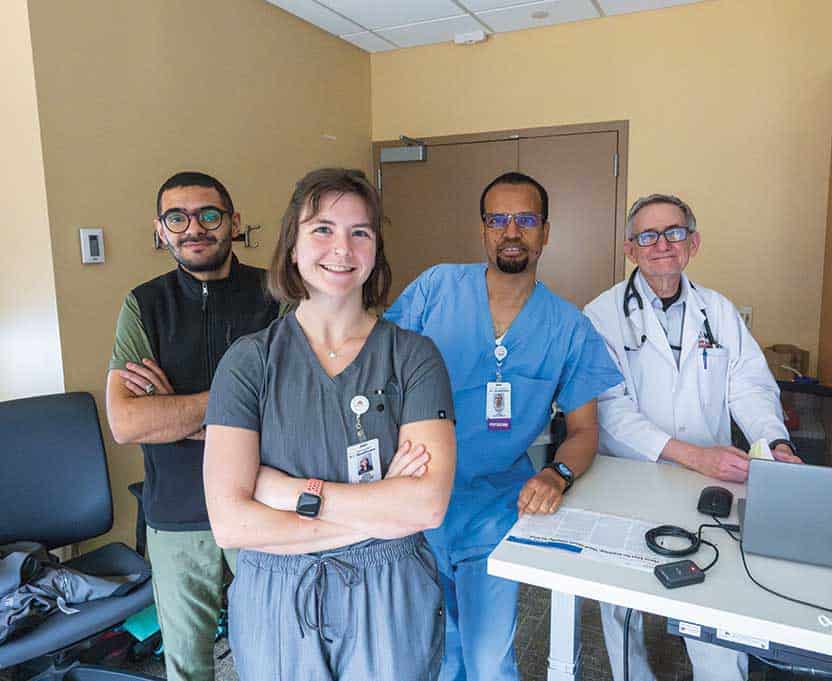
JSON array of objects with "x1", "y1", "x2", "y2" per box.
[
  {"x1": 555, "y1": 462, "x2": 574, "y2": 481},
  {"x1": 296, "y1": 492, "x2": 321, "y2": 518}
]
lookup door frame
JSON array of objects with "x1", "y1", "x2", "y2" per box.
[{"x1": 372, "y1": 120, "x2": 629, "y2": 282}]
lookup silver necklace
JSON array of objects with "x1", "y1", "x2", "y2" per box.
[{"x1": 322, "y1": 326, "x2": 369, "y2": 359}]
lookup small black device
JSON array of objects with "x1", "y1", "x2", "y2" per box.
[
  {"x1": 296, "y1": 478, "x2": 323, "y2": 518},
  {"x1": 546, "y1": 461, "x2": 574, "y2": 492},
  {"x1": 697, "y1": 486, "x2": 733, "y2": 518},
  {"x1": 296, "y1": 493, "x2": 321, "y2": 518},
  {"x1": 654, "y1": 560, "x2": 706, "y2": 589}
]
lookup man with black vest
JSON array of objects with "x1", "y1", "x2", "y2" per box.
[{"x1": 106, "y1": 171, "x2": 281, "y2": 681}]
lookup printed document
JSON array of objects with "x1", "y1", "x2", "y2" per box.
[{"x1": 507, "y1": 508, "x2": 663, "y2": 572}]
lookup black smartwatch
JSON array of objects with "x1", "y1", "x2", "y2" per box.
[
  {"x1": 546, "y1": 461, "x2": 574, "y2": 493},
  {"x1": 769, "y1": 439, "x2": 798, "y2": 457},
  {"x1": 296, "y1": 479, "x2": 323, "y2": 518}
]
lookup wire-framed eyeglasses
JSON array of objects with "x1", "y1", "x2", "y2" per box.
[
  {"x1": 631, "y1": 225, "x2": 690, "y2": 247},
  {"x1": 159, "y1": 206, "x2": 229, "y2": 234},
  {"x1": 482, "y1": 212, "x2": 543, "y2": 230}
]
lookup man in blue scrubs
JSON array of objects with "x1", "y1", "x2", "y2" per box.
[{"x1": 386, "y1": 172, "x2": 622, "y2": 681}]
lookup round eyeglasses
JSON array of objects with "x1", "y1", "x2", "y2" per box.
[
  {"x1": 159, "y1": 206, "x2": 229, "y2": 234},
  {"x1": 482, "y1": 212, "x2": 543, "y2": 230},
  {"x1": 632, "y1": 225, "x2": 690, "y2": 247}
]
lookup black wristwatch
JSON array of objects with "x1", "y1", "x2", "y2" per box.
[
  {"x1": 546, "y1": 461, "x2": 574, "y2": 493},
  {"x1": 769, "y1": 439, "x2": 798, "y2": 456},
  {"x1": 296, "y1": 479, "x2": 323, "y2": 518}
]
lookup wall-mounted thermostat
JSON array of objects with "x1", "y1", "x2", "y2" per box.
[{"x1": 80, "y1": 228, "x2": 105, "y2": 264}]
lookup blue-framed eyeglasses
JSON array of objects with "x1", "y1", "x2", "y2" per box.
[
  {"x1": 632, "y1": 225, "x2": 690, "y2": 247},
  {"x1": 482, "y1": 212, "x2": 543, "y2": 230}
]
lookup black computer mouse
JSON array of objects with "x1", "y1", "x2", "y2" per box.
[{"x1": 697, "y1": 486, "x2": 733, "y2": 518}]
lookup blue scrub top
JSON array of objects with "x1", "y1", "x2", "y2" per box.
[{"x1": 386, "y1": 264, "x2": 622, "y2": 558}]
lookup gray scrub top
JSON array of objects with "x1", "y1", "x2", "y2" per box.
[{"x1": 205, "y1": 313, "x2": 455, "y2": 482}]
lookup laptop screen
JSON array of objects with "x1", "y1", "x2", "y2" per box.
[{"x1": 741, "y1": 459, "x2": 832, "y2": 568}]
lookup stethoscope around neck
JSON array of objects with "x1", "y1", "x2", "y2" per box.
[{"x1": 623, "y1": 267, "x2": 718, "y2": 352}]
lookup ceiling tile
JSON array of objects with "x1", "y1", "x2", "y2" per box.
[
  {"x1": 479, "y1": 0, "x2": 600, "y2": 32},
  {"x1": 265, "y1": 0, "x2": 363, "y2": 35},
  {"x1": 376, "y1": 14, "x2": 485, "y2": 49},
  {"x1": 596, "y1": 0, "x2": 704, "y2": 16},
  {"x1": 460, "y1": 0, "x2": 549, "y2": 10},
  {"x1": 322, "y1": 0, "x2": 462, "y2": 30},
  {"x1": 340, "y1": 31, "x2": 399, "y2": 52}
]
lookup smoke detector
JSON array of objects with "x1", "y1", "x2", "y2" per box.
[{"x1": 454, "y1": 30, "x2": 487, "y2": 45}]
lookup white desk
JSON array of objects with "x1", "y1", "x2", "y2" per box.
[{"x1": 487, "y1": 455, "x2": 832, "y2": 681}]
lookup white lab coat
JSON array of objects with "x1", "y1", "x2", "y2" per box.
[{"x1": 584, "y1": 273, "x2": 788, "y2": 462}]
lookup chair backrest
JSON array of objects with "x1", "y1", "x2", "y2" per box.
[{"x1": 0, "y1": 392, "x2": 113, "y2": 549}]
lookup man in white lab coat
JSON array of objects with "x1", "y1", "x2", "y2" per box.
[{"x1": 584, "y1": 194, "x2": 802, "y2": 681}]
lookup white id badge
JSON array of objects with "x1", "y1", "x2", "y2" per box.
[
  {"x1": 347, "y1": 438, "x2": 382, "y2": 483},
  {"x1": 486, "y1": 381, "x2": 512, "y2": 431}
]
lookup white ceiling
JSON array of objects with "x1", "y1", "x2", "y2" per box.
[{"x1": 265, "y1": 0, "x2": 706, "y2": 52}]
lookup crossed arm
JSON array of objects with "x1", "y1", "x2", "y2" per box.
[
  {"x1": 105, "y1": 359, "x2": 207, "y2": 444},
  {"x1": 204, "y1": 419, "x2": 456, "y2": 555}
]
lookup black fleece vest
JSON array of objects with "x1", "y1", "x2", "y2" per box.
[{"x1": 133, "y1": 256, "x2": 280, "y2": 530}]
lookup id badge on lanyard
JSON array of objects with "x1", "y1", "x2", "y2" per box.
[
  {"x1": 487, "y1": 342, "x2": 512, "y2": 431},
  {"x1": 346, "y1": 394, "x2": 381, "y2": 483}
]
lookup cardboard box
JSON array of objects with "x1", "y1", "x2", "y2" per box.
[{"x1": 764, "y1": 344, "x2": 810, "y2": 380}]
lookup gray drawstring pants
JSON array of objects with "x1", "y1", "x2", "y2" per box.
[{"x1": 229, "y1": 534, "x2": 444, "y2": 681}]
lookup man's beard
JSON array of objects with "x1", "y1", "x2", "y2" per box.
[
  {"x1": 168, "y1": 234, "x2": 232, "y2": 273},
  {"x1": 496, "y1": 241, "x2": 529, "y2": 274}
]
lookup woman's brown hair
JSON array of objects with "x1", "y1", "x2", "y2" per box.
[{"x1": 269, "y1": 168, "x2": 392, "y2": 309}]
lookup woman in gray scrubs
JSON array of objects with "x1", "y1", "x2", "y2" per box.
[{"x1": 203, "y1": 168, "x2": 456, "y2": 681}]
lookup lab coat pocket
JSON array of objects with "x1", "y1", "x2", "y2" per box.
[{"x1": 697, "y1": 347, "x2": 730, "y2": 433}]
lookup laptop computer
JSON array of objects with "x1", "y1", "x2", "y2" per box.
[{"x1": 738, "y1": 459, "x2": 832, "y2": 568}]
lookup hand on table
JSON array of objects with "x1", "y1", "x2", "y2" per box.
[
  {"x1": 694, "y1": 446, "x2": 749, "y2": 482},
  {"x1": 772, "y1": 444, "x2": 802, "y2": 464},
  {"x1": 517, "y1": 468, "x2": 566, "y2": 516}
]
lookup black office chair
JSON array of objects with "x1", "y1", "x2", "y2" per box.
[{"x1": 0, "y1": 393, "x2": 155, "y2": 680}]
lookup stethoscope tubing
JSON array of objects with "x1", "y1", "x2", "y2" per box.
[{"x1": 622, "y1": 267, "x2": 717, "y2": 351}]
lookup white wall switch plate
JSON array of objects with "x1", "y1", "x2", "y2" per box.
[{"x1": 80, "y1": 228, "x2": 104, "y2": 264}]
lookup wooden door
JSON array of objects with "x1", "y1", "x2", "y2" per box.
[
  {"x1": 376, "y1": 123, "x2": 626, "y2": 306},
  {"x1": 520, "y1": 132, "x2": 619, "y2": 307},
  {"x1": 380, "y1": 141, "x2": 516, "y2": 298}
]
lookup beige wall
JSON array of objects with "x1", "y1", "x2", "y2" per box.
[
  {"x1": 371, "y1": 0, "x2": 832, "y2": 367},
  {"x1": 0, "y1": 0, "x2": 64, "y2": 402},
  {"x1": 27, "y1": 0, "x2": 371, "y2": 545}
]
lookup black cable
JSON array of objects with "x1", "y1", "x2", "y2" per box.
[
  {"x1": 707, "y1": 514, "x2": 832, "y2": 611},
  {"x1": 623, "y1": 607, "x2": 633, "y2": 681},
  {"x1": 643, "y1": 514, "x2": 832, "y2": 681},
  {"x1": 751, "y1": 654, "x2": 832, "y2": 678},
  {"x1": 711, "y1": 515, "x2": 740, "y2": 541},
  {"x1": 645, "y1": 524, "x2": 700, "y2": 557},
  {"x1": 644, "y1": 523, "x2": 719, "y2": 571},
  {"x1": 697, "y1": 538, "x2": 719, "y2": 572},
  {"x1": 739, "y1": 539, "x2": 832, "y2": 614}
]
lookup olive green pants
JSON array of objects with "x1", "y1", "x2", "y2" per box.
[{"x1": 146, "y1": 528, "x2": 237, "y2": 681}]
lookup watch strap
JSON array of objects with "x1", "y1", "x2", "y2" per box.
[
  {"x1": 305, "y1": 478, "x2": 323, "y2": 496},
  {"x1": 768, "y1": 439, "x2": 797, "y2": 456},
  {"x1": 546, "y1": 462, "x2": 573, "y2": 492}
]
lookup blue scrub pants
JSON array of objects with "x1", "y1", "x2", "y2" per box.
[
  {"x1": 432, "y1": 545, "x2": 520, "y2": 681},
  {"x1": 229, "y1": 534, "x2": 444, "y2": 681}
]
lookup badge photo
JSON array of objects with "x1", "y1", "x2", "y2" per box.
[
  {"x1": 486, "y1": 381, "x2": 512, "y2": 431},
  {"x1": 347, "y1": 438, "x2": 382, "y2": 483}
]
